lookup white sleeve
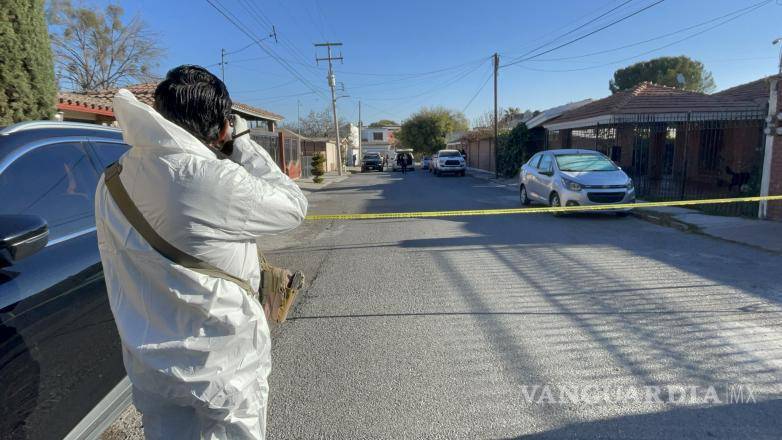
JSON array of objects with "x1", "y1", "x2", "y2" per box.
[{"x1": 218, "y1": 135, "x2": 308, "y2": 236}]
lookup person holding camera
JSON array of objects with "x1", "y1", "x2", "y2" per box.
[{"x1": 95, "y1": 65, "x2": 308, "y2": 440}]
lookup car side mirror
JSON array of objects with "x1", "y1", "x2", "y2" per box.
[{"x1": 0, "y1": 215, "x2": 49, "y2": 267}]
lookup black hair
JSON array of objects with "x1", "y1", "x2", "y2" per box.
[{"x1": 153, "y1": 65, "x2": 232, "y2": 144}]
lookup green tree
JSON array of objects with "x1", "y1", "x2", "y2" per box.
[
  {"x1": 0, "y1": 0, "x2": 56, "y2": 124},
  {"x1": 47, "y1": 1, "x2": 163, "y2": 91},
  {"x1": 311, "y1": 153, "x2": 326, "y2": 183},
  {"x1": 398, "y1": 107, "x2": 468, "y2": 155},
  {"x1": 368, "y1": 119, "x2": 398, "y2": 128},
  {"x1": 609, "y1": 56, "x2": 715, "y2": 94}
]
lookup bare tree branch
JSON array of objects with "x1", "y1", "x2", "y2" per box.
[{"x1": 47, "y1": 1, "x2": 164, "y2": 92}]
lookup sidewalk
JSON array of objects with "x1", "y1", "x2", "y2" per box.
[
  {"x1": 466, "y1": 167, "x2": 518, "y2": 192},
  {"x1": 632, "y1": 205, "x2": 782, "y2": 253},
  {"x1": 296, "y1": 171, "x2": 351, "y2": 191},
  {"x1": 467, "y1": 167, "x2": 782, "y2": 253}
]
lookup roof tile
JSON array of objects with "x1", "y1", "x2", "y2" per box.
[
  {"x1": 57, "y1": 83, "x2": 283, "y2": 121},
  {"x1": 551, "y1": 81, "x2": 764, "y2": 126}
]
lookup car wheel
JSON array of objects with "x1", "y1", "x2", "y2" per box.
[
  {"x1": 519, "y1": 185, "x2": 531, "y2": 206},
  {"x1": 460, "y1": 170, "x2": 465, "y2": 176},
  {"x1": 550, "y1": 192, "x2": 563, "y2": 216}
]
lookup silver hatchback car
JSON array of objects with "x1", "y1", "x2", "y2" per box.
[{"x1": 519, "y1": 149, "x2": 635, "y2": 215}]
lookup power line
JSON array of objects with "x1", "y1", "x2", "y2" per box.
[
  {"x1": 502, "y1": 0, "x2": 666, "y2": 68},
  {"x1": 527, "y1": 0, "x2": 773, "y2": 63},
  {"x1": 507, "y1": 1, "x2": 771, "y2": 73},
  {"x1": 205, "y1": 0, "x2": 327, "y2": 100},
  {"x1": 232, "y1": 79, "x2": 299, "y2": 94},
  {"x1": 330, "y1": 57, "x2": 490, "y2": 78},
  {"x1": 462, "y1": 68, "x2": 494, "y2": 113},
  {"x1": 504, "y1": 0, "x2": 636, "y2": 64},
  {"x1": 498, "y1": 0, "x2": 635, "y2": 58},
  {"x1": 359, "y1": 60, "x2": 489, "y2": 102}
]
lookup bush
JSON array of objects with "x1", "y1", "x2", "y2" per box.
[
  {"x1": 0, "y1": 0, "x2": 56, "y2": 124},
  {"x1": 311, "y1": 153, "x2": 326, "y2": 183},
  {"x1": 496, "y1": 123, "x2": 533, "y2": 178}
]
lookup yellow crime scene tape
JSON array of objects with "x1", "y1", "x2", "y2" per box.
[{"x1": 305, "y1": 195, "x2": 782, "y2": 221}]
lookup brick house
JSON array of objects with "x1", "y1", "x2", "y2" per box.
[
  {"x1": 543, "y1": 82, "x2": 766, "y2": 217},
  {"x1": 54, "y1": 84, "x2": 303, "y2": 179}
]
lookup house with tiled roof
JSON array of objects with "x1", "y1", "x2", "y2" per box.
[
  {"x1": 56, "y1": 83, "x2": 284, "y2": 132},
  {"x1": 55, "y1": 83, "x2": 308, "y2": 179},
  {"x1": 540, "y1": 80, "x2": 768, "y2": 217}
]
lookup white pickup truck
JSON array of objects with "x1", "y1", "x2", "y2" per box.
[{"x1": 433, "y1": 149, "x2": 466, "y2": 176}]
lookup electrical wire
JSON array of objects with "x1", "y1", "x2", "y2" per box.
[
  {"x1": 205, "y1": 0, "x2": 327, "y2": 100},
  {"x1": 505, "y1": 0, "x2": 636, "y2": 64},
  {"x1": 502, "y1": 0, "x2": 666, "y2": 67},
  {"x1": 507, "y1": 0, "x2": 772, "y2": 73},
  {"x1": 462, "y1": 68, "x2": 494, "y2": 113},
  {"x1": 527, "y1": 0, "x2": 773, "y2": 63}
]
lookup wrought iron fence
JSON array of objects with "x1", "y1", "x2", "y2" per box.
[
  {"x1": 546, "y1": 111, "x2": 765, "y2": 217},
  {"x1": 250, "y1": 130, "x2": 279, "y2": 164}
]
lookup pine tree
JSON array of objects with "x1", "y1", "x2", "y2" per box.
[
  {"x1": 0, "y1": 0, "x2": 56, "y2": 125},
  {"x1": 311, "y1": 153, "x2": 326, "y2": 183}
]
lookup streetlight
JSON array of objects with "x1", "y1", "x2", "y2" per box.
[{"x1": 773, "y1": 37, "x2": 782, "y2": 74}]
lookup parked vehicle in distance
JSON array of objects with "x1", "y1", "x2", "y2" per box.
[
  {"x1": 361, "y1": 152, "x2": 383, "y2": 172},
  {"x1": 0, "y1": 121, "x2": 131, "y2": 440},
  {"x1": 519, "y1": 149, "x2": 635, "y2": 216},
  {"x1": 421, "y1": 156, "x2": 431, "y2": 171},
  {"x1": 433, "y1": 149, "x2": 466, "y2": 176},
  {"x1": 392, "y1": 148, "x2": 415, "y2": 171}
]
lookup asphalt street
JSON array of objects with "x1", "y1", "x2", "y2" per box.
[{"x1": 104, "y1": 167, "x2": 782, "y2": 439}]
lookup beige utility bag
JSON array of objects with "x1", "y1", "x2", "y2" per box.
[{"x1": 104, "y1": 162, "x2": 304, "y2": 323}]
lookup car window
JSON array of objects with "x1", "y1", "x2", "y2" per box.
[
  {"x1": 439, "y1": 151, "x2": 461, "y2": 157},
  {"x1": 528, "y1": 153, "x2": 542, "y2": 168},
  {"x1": 555, "y1": 154, "x2": 617, "y2": 172},
  {"x1": 0, "y1": 142, "x2": 99, "y2": 242},
  {"x1": 91, "y1": 141, "x2": 130, "y2": 167},
  {"x1": 538, "y1": 154, "x2": 553, "y2": 173}
]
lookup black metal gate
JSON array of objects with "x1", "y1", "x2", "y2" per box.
[{"x1": 623, "y1": 114, "x2": 765, "y2": 217}]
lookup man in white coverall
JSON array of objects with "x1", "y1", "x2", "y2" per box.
[{"x1": 95, "y1": 65, "x2": 308, "y2": 439}]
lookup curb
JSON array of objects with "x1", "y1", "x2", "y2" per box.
[
  {"x1": 466, "y1": 168, "x2": 518, "y2": 192},
  {"x1": 630, "y1": 209, "x2": 700, "y2": 233},
  {"x1": 297, "y1": 174, "x2": 351, "y2": 192}
]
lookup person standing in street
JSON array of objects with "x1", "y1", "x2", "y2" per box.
[
  {"x1": 397, "y1": 153, "x2": 408, "y2": 174},
  {"x1": 95, "y1": 65, "x2": 308, "y2": 440}
]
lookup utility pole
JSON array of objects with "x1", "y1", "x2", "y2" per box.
[
  {"x1": 219, "y1": 27, "x2": 277, "y2": 83},
  {"x1": 220, "y1": 48, "x2": 226, "y2": 82},
  {"x1": 297, "y1": 99, "x2": 302, "y2": 134},
  {"x1": 493, "y1": 52, "x2": 499, "y2": 179},
  {"x1": 358, "y1": 100, "x2": 363, "y2": 164},
  {"x1": 315, "y1": 42, "x2": 344, "y2": 176}
]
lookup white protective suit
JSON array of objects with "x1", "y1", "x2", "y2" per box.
[{"x1": 95, "y1": 89, "x2": 308, "y2": 439}]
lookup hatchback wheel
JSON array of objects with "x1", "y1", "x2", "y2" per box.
[
  {"x1": 519, "y1": 185, "x2": 530, "y2": 206},
  {"x1": 550, "y1": 192, "x2": 563, "y2": 216}
]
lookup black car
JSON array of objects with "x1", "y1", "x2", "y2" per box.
[
  {"x1": 361, "y1": 153, "x2": 383, "y2": 172},
  {"x1": 0, "y1": 121, "x2": 131, "y2": 440}
]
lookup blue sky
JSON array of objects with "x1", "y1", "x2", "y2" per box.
[{"x1": 102, "y1": 0, "x2": 781, "y2": 126}]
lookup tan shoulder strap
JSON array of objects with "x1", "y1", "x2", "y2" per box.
[{"x1": 103, "y1": 162, "x2": 255, "y2": 296}]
